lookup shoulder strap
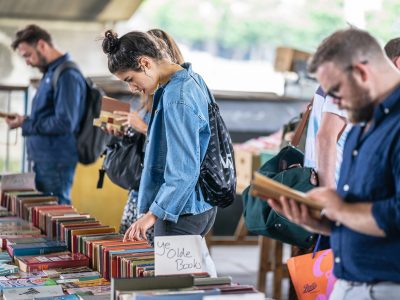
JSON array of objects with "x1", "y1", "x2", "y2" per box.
[
  {"x1": 51, "y1": 61, "x2": 80, "y2": 91},
  {"x1": 291, "y1": 97, "x2": 314, "y2": 147}
]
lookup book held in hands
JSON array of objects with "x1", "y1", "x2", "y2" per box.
[{"x1": 251, "y1": 172, "x2": 323, "y2": 218}]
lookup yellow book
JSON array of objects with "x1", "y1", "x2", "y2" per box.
[{"x1": 251, "y1": 172, "x2": 323, "y2": 219}]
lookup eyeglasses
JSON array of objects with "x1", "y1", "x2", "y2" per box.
[{"x1": 325, "y1": 60, "x2": 368, "y2": 100}]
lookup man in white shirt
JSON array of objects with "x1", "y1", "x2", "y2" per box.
[{"x1": 304, "y1": 86, "x2": 349, "y2": 188}]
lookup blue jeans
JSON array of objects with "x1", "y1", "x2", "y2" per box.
[{"x1": 33, "y1": 162, "x2": 76, "y2": 205}]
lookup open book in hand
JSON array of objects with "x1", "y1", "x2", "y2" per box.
[{"x1": 251, "y1": 172, "x2": 323, "y2": 219}]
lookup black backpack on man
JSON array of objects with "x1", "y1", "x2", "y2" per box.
[{"x1": 52, "y1": 61, "x2": 109, "y2": 165}]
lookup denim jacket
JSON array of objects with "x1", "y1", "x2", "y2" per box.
[
  {"x1": 21, "y1": 53, "x2": 86, "y2": 163},
  {"x1": 138, "y1": 63, "x2": 213, "y2": 222}
]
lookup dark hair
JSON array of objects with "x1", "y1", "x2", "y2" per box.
[
  {"x1": 11, "y1": 24, "x2": 53, "y2": 50},
  {"x1": 308, "y1": 28, "x2": 383, "y2": 74},
  {"x1": 102, "y1": 30, "x2": 164, "y2": 74},
  {"x1": 147, "y1": 29, "x2": 184, "y2": 65},
  {"x1": 384, "y1": 37, "x2": 400, "y2": 61}
]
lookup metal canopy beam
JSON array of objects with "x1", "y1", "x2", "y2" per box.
[{"x1": 0, "y1": 0, "x2": 143, "y2": 22}]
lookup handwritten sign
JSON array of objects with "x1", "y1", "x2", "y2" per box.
[
  {"x1": 0, "y1": 173, "x2": 36, "y2": 191},
  {"x1": 154, "y1": 235, "x2": 216, "y2": 276}
]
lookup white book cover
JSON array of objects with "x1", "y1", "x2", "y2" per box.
[
  {"x1": 59, "y1": 271, "x2": 100, "y2": 280},
  {"x1": 3, "y1": 285, "x2": 63, "y2": 300}
]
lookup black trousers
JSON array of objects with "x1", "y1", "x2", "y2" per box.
[{"x1": 154, "y1": 207, "x2": 217, "y2": 237}]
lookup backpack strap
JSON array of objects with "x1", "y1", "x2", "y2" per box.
[
  {"x1": 51, "y1": 60, "x2": 81, "y2": 91},
  {"x1": 291, "y1": 97, "x2": 314, "y2": 147}
]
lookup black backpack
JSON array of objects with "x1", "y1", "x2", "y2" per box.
[
  {"x1": 52, "y1": 61, "x2": 109, "y2": 165},
  {"x1": 196, "y1": 82, "x2": 237, "y2": 208}
]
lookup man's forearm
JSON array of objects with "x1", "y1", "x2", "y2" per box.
[{"x1": 336, "y1": 203, "x2": 385, "y2": 237}]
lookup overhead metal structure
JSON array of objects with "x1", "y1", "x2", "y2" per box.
[{"x1": 0, "y1": 0, "x2": 144, "y2": 22}]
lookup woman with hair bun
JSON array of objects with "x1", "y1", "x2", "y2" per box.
[
  {"x1": 102, "y1": 30, "x2": 217, "y2": 241},
  {"x1": 113, "y1": 30, "x2": 185, "y2": 245}
]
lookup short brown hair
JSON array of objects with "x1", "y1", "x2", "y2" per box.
[
  {"x1": 384, "y1": 37, "x2": 400, "y2": 61},
  {"x1": 308, "y1": 28, "x2": 383, "y2": 74},
  {"x1": 11, "y1": 24, "x2": 53, "y2": 50}
]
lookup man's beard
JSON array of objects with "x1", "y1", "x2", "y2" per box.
[
  {"x1": 34, "y1": 49, "x2": 48, "y2": 73},
  {"x1": 343, "y1": 78, "x2": 375, "y2": 123}
]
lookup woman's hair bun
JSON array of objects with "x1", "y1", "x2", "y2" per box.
[{"x1": 102, "y1": 30, "x2": 119, "y2": 55}]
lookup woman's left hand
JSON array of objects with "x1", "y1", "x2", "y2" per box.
[
  {"x1": 123, "y1": 211, "x2": 157, "y2": 242},
  {"x1": 114, "y1": 111, "x2": 148, "y2": 135}
]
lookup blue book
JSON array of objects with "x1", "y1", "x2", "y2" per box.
[{"x1": 8, "y1": 241, "x2": 67, "y2": 257}]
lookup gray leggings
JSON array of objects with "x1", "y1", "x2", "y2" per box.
[
  {"x1": 154, "y1": 207, "x2": 217, "y2": 237},
  {"x1": 330, "y1": 279, "x2": 400, "y2": 300}
]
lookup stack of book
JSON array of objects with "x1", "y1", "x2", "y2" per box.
[
  {"x1": 0, "y1": 173, "x2": 260, "y2": 299},
  {"x1": 111, "y1": 275, "x2": 262, "y2": 300},
  {"x1": 93, "y1": 96, "x2": 130, "y2": 132}
]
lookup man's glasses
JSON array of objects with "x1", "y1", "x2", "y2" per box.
[{"x1": 325, "y1": 60, "x2": 368, "y2": 100}]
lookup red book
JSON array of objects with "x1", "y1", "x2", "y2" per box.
[
  {"x1": 16, "y1": 252, "x2": 89, "y2": 272},
  {"x1": 101, "y1": 242, "x2": 150, "y2": 279},
  {"x1": 32, "y1": 205, "x2": 73, "y2": 228}
]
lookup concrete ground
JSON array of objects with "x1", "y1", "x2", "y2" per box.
[{"x1": 210, "y1": 244, "x2": 291, "y2": 300}]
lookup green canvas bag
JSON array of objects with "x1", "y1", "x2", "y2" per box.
[
  {"x1": 242, "y1": 100, "x2": 318, "y2": 249},
  {"x1": 242, "y1": 145, "x2": 318, "y2": 248}
]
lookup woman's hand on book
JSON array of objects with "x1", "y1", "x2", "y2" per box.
[
  {"x1": 101, "y1": 123, "x2": 124, "y2": 136},
  {"x1": 114, "y1": 111, "x2": 148, "y2": 135},
  {"x1": 123, "y1": 211, "x2": 157, "y2": 242}
]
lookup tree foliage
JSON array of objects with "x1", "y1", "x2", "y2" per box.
[{"x1": 142, "y1": 0, "x2": 399, "y2": 60}]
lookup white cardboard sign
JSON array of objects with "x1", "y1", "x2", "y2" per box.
[{"x1": 154, "y1": 235, "x2": 216, "y2": 276}]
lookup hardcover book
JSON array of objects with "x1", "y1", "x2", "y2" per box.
[
  {"x1": 16, "y1": 252, "x2": 89, "y2": 272},
  {"x1": 31, "y1": 205, "x2": 73, "y2": 228},
  {"x1": 8, "y1": 241, "x2": 67, "y2": 257},
  {"x1": 251, "y1": 172, "x2": 323, "y2": 218},
  {"x1": 52, "y1": 214, "x2": 93, "y2": 239},
  {"x1": 1, "y1": 235, "x2": 45, "y2": 250},
  {"x1": 111, "y1": 275, "x2": 194, "y2": 300},
  {"x1": 92, "y1": 96, "x2": 130, "y2": 132},
  {"x1": 101, "y1": 96, "x2": 130, "y2": 113},
  {"x1": 69, "y1": 227, "x2": 115, "y2": 253}
]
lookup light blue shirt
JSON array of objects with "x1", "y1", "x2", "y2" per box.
[{"x1": 138, "y1": 63, "x2": 214, "y2": 222}]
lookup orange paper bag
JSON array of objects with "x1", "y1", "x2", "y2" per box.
[{"x1": 287, "y1": 249, "x2": 336, "y2": 300}]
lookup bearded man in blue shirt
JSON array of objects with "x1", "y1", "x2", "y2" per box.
[
  {"x1": 268, "y1": 28, "x2": 400, "y2": 299},
  {"x1": 6, "y1": 24, "x2": 86, "y2": 205}
]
